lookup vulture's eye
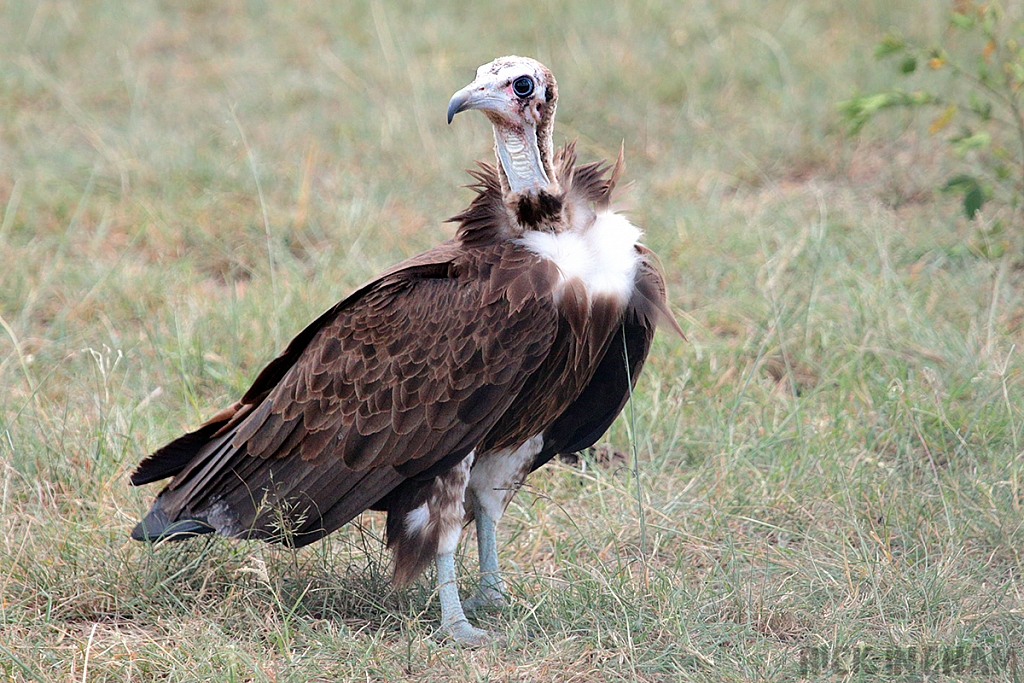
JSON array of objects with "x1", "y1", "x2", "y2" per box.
[{"x1": 512, "y1": 76, "x2": 534, "y2": 98}]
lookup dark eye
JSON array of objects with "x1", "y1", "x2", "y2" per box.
[{"x1": 512, "y1": 76, "x2": 534, "y2": 98}]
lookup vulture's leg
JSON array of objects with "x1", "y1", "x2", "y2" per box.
[
  {"x1": 462, "y1": 506, "x2": 507, "y2": 612},
  {"x1": 436, "y1": 549, "x2": 491, "y2": 646},
  {"x1": 419, "y1": 451, "x2": 491, "y2": 646},
  {"x1": 463, "y1": 436, "x2": 543, "y2": 613}
]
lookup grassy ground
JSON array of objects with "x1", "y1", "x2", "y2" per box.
[{"x1": 2, "y1": 0, "x2": 1023, "y2": 680}]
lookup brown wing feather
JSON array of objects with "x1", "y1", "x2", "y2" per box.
[{"x1": 138, "y1": 243, "x2": 561, "y2": 547}]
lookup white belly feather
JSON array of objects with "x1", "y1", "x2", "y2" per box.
[{"x1": 518, "y1": 210, "x2": 642, "y2": 305}]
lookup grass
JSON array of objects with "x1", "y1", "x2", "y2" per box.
[{"x1": 2, "y1": 0, "x2": 1023, "y2": 680}]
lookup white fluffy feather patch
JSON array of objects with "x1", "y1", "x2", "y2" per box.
[
  {"x1": 469, "y1": 433, "x2": 544, "y2": 521},
  {"x1": 519, "y1": 211, "x2": 642, "y2": 305},
  {"x1": 405, "y1": 503, "x2": 430, "y2": 534}
]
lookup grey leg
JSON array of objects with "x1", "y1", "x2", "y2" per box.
[
  {"x1": 436, "y1": 551, "x2": 491, "y2": 646},
  {"x1": 463, "y1": 508, "x2": 508, "y2": 613}
]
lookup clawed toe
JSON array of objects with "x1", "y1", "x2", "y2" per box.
[
  {"x1": 463, "y1": 587, "x2": 507, "y2": 613},
  {"x1": 443, "y1": 618, "x2": 495, "y2": 647}
]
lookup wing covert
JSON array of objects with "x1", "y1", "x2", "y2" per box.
[{"x1": 154, "y1": 245, "x2": 561, "y2": 545}]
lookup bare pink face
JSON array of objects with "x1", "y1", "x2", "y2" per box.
[{"x1": 447, "y1": 56, "x2": 553, "y2": 129}]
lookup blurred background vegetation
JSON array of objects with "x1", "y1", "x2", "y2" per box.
[{"x1": 1, "y1": 1, "x2": 1022, "y2": 681}]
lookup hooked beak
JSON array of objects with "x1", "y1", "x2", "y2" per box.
[
  {"x1": 446, "y1": 86, "x2": 474, "y2": 124},
  {"x1": 446, "y1": 77, "x2": 506, "y2": 124}
]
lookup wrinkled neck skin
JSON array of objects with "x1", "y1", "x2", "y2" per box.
[{"x1": 492, "y1": 123, "x2": 550, "y2": 195}]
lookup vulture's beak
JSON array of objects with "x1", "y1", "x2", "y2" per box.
[
  {"x1": 447, "y1": 87, "x2": 473, "y2": 124},
  {"x1": 447, "y1": 77, "x2": 505, "y2": 124}
]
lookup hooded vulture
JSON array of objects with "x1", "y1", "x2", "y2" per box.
[{"x1": 130, "y1": 55, "x2": 681, "y2": 646}]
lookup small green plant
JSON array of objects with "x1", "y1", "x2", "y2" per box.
[{"x1": 840, "y1": 1, "x2": 1024, "y2": 256}]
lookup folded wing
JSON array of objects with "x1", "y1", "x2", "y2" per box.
[{"x1": 131, "y1": 244, "x2": 561, "y2": 547}]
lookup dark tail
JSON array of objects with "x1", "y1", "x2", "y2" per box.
[
  {"x1": 130, "y1": 496, "x2": 214, "y2": 542},
  {"x1": 130, "y1": 418, "x2": 232, "y2": 542}
]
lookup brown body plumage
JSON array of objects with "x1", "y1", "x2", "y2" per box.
[{"x1": 131, "y1": 56, "x2": 679, "y2": 644}]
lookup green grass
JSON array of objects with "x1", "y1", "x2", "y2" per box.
[{"x1": 2, "y1": 0, "x2": 1023, "y2": 680}]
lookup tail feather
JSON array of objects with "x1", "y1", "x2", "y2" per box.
[
  {"x1": 130, "y1": 498, "x2": 214, "y2": 542},
  {"x1": 131, "y1": 417, "x2": 231, "y2": 542}
]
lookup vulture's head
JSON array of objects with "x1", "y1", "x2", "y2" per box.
[
  {"x1": 448, "y1": 56, "x2": 559, "y2": 196},
  {"x1": 447, "y1": 55, "x2": 557, "y2": 129}
]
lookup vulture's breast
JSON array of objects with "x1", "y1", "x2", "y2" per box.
[{"x1": 517, "y1": 210, "x2": 642, "y2": 310}]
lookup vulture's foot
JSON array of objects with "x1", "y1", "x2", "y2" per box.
[
  {"x1": 463, "y1": 585, "x2": 507, "y2": 613},
  {"x1": 443, "y1": 618, "x2": 494, "y2": 647},
  {"x1": 436, "y1": 550, "x2": 498, "y2": 647}
]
